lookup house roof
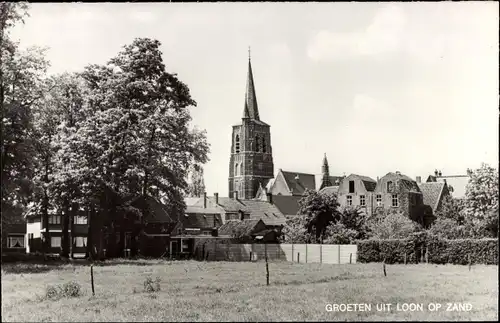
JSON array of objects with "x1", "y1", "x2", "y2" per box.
[
  {"x1": 436, "y1": 175, "x2": 470, "y2": 199},
  {"x1": 130, "y1": 195, "x2": 175, "y2": 223},
  {"x1": 379, "y1": 172, "x2": 420, "y2": 192},
  {"x1": 272, "y1": 195, "x2": 303, "y2": 216},
  {"x1": 210, "y1": 197, "x2": 286, "y2": 226},
  {"x1": 418, "y1": 182, "x2": 447, "y2": 212},
  {"x1": 280, "y1": 170, "x2": 316, "y2": 195},
  {"x1": 181, "y1": 211, "x2": 222, "y2": 229},
  {"x1": 346, "y1": 174, "x2": 377, "y2": 192},
  {"x1": 218, "y1": 219, "x2": 262, "y2": 236},
  {"x1": 319, "y1": 185, "x2": 339, "y2": 196}
]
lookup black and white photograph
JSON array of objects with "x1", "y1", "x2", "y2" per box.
[{"x1": 1, "y1": 1, "x2": 498, "y2": 322}]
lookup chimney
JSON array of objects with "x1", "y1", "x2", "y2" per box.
[
  {"x1": 395, "y1": 171, "x2": 401, "y2": 175},
  {"x1": 203, "y1": 192, "x2": 207, "y2": 208},
  {"x1": 266, "y1": 192, "x2": 273, "y2": 204},
  {"x1": 234, "y1": 191, "x2": 239, "y2": 200},
  {"x1": 214, "y1": 192, "x2": 219, "y2": 205},
  {"x1": 295, "y1": 174, "x2": 299, "y2": 181},
  {"x1": 416, "y1": 176, "x2": 421, "y2": 183},
  {"x1": 434, "y1": 169, "x2": 438, "y2": 176},
  {"x1": 438, "y1": 170, "x2": 442, "y2": 177}
]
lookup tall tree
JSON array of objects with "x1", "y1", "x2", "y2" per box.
[
  {"x1": 186, "y1": 164, "x2": 206, "y2": 197},
  {"x1": 463, "y1": 163, "x2": 499, "y2": 237},
  {"x1": 61, "y1": 38, "x2": 209, "y2": 258},
  {"x1": 1, "y1": 3, "x2": 49, "y2": 243}
]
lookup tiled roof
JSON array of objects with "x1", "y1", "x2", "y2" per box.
[
  {"x1": 181, "y1": 210, "x2": 223, "y2": 229},
  {"x1": 349, "y1": 174, "x2": 377, "y2": 192},
  {"x1": 436, "y1": 176, "x2": 470, "y2": 199},
  {"x1": 218, "y1": 219, "x2": 262, "y2": 236},
  {"x1": 319, "y1": 185, "x2": 339, "y2": 196},
  {"x1": 130, "y1": 196, "x2": 175, "y2": 223},
  {"x1": 418, "y1": 182, "x2": 446, "y2": 212},
  {"x1": 211, "y1": 197, "x2": 286, "y2": 226},
  {"x1": 272, "y1": 195, "x2": 303, "y2": 216},
  {"x1": 281, "y1": 170, "x2": 316, "y2": 195}
]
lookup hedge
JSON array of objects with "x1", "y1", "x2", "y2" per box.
[{"x1": 356, "y1": 234, "x2": 498, "y2": 265}]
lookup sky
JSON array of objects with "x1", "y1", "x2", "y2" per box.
[{"x1": 11, "y1": 2, "x2": 499, "y2": 197}]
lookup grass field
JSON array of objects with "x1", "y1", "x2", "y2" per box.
[{"x1": 1, "y1": 259, "x2": 498, "y2": 322}]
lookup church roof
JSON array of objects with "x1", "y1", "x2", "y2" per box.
[
  {"x1": 272, "y1": 195, "x2": 304, "y2": 216},
  {"x1": 280, "y1": 170, "x2": 316, "y2": 195},
  {"x1": 243, "y1": 58, "x2": 260, "y2": 120}
]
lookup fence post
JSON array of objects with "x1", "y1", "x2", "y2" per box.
[
  {"x1": 425, "y1": 245, "x2": 429, "y2": 264},
  {"x1": 297, "y1": 252, "x2": 300, "y2": 263},
  {"x1": 90, "y1": 265, "x2": 95, "y2": 296},
  {"x1": 226, "y1": 242, "x2": 230, "y2": 261},
  {"x1": 306, "y1": 243, "x2": 308, "y2": 263},
  {"x1": 404, "y1": 252, "x2": 407, "y2": 265},
  {"x1": 292, "y1": 242, "x2": 294, "y2": 262},
  {"x1": 350, "y1": 253, "x2": 352, "y2": 264},
  {"x1": 265, "y1": 243, "x2": 269, "y2": 286},
  {"x1": 249, "y1": 251, "x2": 253, "y2": 262},
  {"x1": 383, "y1": 258, "x2": 387, "y2": 277},
  {"x1": 320, "y1": 242, "x2": 323, "y2": 264},
  {"x1": 337, "y1": 245, "x2": 341, "y2": 264},
  {"x1": 214, "y1": 239, "x2": 217, "y2": 261}
]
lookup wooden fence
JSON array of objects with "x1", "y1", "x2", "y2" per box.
[{"x1": 194, "y1": 241, "x2": 358, "y2": 264}]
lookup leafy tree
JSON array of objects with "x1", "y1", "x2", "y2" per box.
[
  {"x1": 367, "y1": 210, "x2": 423, "y2": 239},
  {"x1": 297, "y1": 189, "x2": 341, "y2": 242},
  {"x1": 427, "y1": 217, "x2": 475, "y2": 239},
  {"x1": 462, "y1": 163, "x2": 498, "y2": 237},
  {"x1": 186, "y1": 164, "x2": 206, "y2": 198},
  {"x1": 280, "y1": 215, "x2": 312, "y2": 243},
  {"x1": 435, "y1": 194, "x2": 466, "y2": 225},
  {"x1": 58, "y1": 38, "x2": 209, "y2": 258},
  {"x1": 1, "y1": 3, "x2": 49, "y2": 244}
]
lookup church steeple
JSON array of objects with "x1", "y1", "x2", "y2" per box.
[
  {"x1": 243, "y1": 47, "x2": 260, "y2": 120},
  {"x1": 320, "y1": 153, "x2": 332, "y2": 190}
]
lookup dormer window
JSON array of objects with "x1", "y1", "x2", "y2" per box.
[
  {"x1": 235, "y1": 135, "x2": 240, "y2": 153},
  {"x1": 387, "y1": 181, "x2": 394, "y2": 192}
]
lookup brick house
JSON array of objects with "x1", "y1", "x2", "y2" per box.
[
  {"x1": 373, "y1": 172, "x2": 433, "y2": 226},
  {"x1": 416, "y1": 176, "x2": 451, "y2": 215}
]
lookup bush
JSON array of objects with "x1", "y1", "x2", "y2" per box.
[
  {"x1": 356, "y1": 234, "x2": 498, "y2": 265},
  {"x1": 143, "y1": 276, "x2": 161, "y2": 293},
  {"x1": 427, "y1": 236, "x2": 498, "y2": 265},
  {"x1": 44, "y1": 281, "x2": 82, "y2": 300}
]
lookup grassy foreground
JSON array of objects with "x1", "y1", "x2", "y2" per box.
[{"x1": 1, "y1": 259, "x2": 498, "y2": 322}]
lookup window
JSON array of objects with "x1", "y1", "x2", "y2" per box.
[
  {"x1": 347, "y1": 195, "x2": 353, "y2": 206},
  {"x1": 262, "y1": 137, "x2": 267, "y2": 153},
  {"x1": 49, "y1": 214, "x2": 61, "y2": 225},
  {"x1": 349, "y1": 181, "x2": 355, "y2": 193},
  {"x1": 7, "y1": 235, "x2": 25, "y2": 248},
  {"x1": 74, "y1": 215, "x2": 87, "y2": 225},
  {"x1": 255, "y1": 136, "x2": 260, "y2": 152},
  {"x1": 234, "y1": 163, "x2": 239, "y2": 176},
  {"x1": 51, "y1": 237, "x2": 61, "y2": 248},
  {"x1": 235, "y1": 135, "x2": 240, "y2": 153},
  {"x1": 181, "y1": 239, "x2": 189, "y2": 252},
  {"x1": 392, "y1": 194, "x2": 399, "y2": 207},
  {"x1": 387, "y1": 181, "x2": 393, "y2": 192},
  {"x1": 376, "y1": 194, "x2": 382, "y2": 206},
  {"x1": 73, "y1": 236, "x2": 87, "y2": 248},
  {"x1": 360, "y1": 195, "x2": 366, "y2": 206}
]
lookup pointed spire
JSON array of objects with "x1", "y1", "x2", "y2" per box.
[
  {"x1": 243, "y1": 47, "x2": 260, "y2": 120},
  {"x1": 320, "y1": 153, "x2": 332, "y2": 190}
]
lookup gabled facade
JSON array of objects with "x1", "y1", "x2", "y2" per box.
[
  {"x1": 337, "y1": 174, "x2": 377, "y2": 215},
  {"x1": 228, "y1": 56, "x2": 274, "y2": 200},
  {"x1": 373, "y1": 172, "x2": 432, "y2": 225},
  {"x1": 417, "y1": 180, "x2": 450, "y2": 215}
]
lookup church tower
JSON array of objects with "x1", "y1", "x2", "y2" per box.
[
  {"x1": 320, "y1": 153, "x2": 332, "y2": 190},
  {"x1": 228, "y1": 51, "x2": 274, "y2": 199}
]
